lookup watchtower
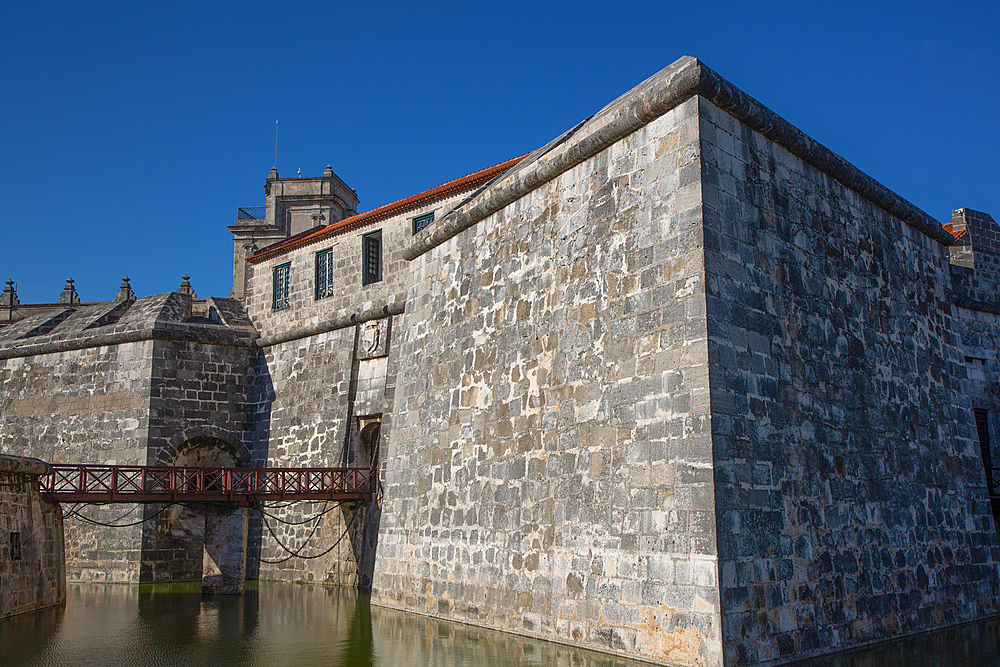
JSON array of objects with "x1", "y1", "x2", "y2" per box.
[{"x1": 229, "y1": 166, "x2": 359, "y2": 300}]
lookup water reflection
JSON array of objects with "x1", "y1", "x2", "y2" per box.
[
  {"x1": 4, "y1": 584, "x2": 997, "y2": 667},
  {"x1": 1, "y1": 583, "x2": 645, "y2": 667},
  {"x1": 788, "y1": 615, "x2": 1000, "y2": 666}
]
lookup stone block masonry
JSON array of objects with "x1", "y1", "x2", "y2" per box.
[
  {"x1": 699, "y1": 96, "x2": 1000, "y2": 664},
  {"x1": 374, "y1": 96, "x2": 724, "y2": 666},
  {"x1": 2, "y1": 54, "x2": 997, "y2": 667},
  {"x1": 0, "y1": 290, "x2": 261, "y2": 585},
  {"x1": 362, "y1": 57, "x2": 1000, "y2": 665},
  {"x1": 0, "y1": 455, "x2": 65, "y2": 619}
]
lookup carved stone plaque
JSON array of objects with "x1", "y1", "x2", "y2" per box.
[{"x1": 358, "y1": 318, "x2": 390, "y2": 360}]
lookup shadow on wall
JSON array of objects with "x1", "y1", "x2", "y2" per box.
[
  {"x1": 346, "y1": 416, "x2": 382, "y2": 592},
  {"x1": 246, "y1": 350, "x2": 274, "y2": 581},
  {"x1": 138, "y1": 437, "x2": 241, "y2": 585}
]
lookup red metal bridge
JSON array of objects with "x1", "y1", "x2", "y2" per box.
[{"x1": 41, "y1": 463, "x2": 376, "y2": 506}]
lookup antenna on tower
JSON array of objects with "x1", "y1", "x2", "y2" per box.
[{"x1": 274, "y1": 120, "x2": 279, "y2": 171}]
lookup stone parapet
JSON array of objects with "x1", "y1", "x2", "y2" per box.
[{"x1": 404, "y1": 57, "x2": 955, "y2": 264}]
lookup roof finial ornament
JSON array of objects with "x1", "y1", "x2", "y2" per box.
[
  {"x1": 178, "y1": 274, "x2": 196, "y2": 297},
  {"x1": 324, "y1": 165, "x2": 333, "y2": 178},
  {"x1": 57, "y1": 277, "x2": 80, "y2": 305},
  {"x1": 115, "y1": 276, "x2": 135, "y2": 302},
  {"x1": 0, "y1": 279, "x2": 19, "y2": 308}
]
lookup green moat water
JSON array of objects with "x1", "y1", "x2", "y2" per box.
[{"x1": 1, "y1": 583, "x2": 998, "y2": 666}]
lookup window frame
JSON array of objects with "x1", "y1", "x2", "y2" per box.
[
  {"x1": 362, "y1": 231, "x2": 382, "y2": 286},
  {"x1": 272, "y1": 262, "x2": 291, "y2": 311},
  {"x1": 315, "y1": 247, "x2": 336, "y2": 300},
  {"x1": 412, "y1": 212, "x2": 434, "y2": 235}
]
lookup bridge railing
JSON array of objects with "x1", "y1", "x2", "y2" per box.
[{"x1": 42, "y1": 464, "x2": 376, "y2": 505}]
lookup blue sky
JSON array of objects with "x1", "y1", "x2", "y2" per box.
[{"x1": 1, "y1": 1, "x2": 997, "y2": 303}]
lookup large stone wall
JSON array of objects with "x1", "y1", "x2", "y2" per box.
[
  {"x1": 0, "y1": 292, "x2": 260, "y2": 584},
  {"x1": 252, "y1": 326, "x2": 368, "y2": 585},
  {"x1": 951, "y1": 211, "x2": 1000, "y2": 534},
  {"x1": 0, "y1": 455, "x2": 65, "y2": 619},
  {"x1": 241, "y1": 179, "x2": 473, "y2": 587},
  {"x1": 0, "y1": 333, "x2": 152, "y2": 582},
  {"x1": 374, "y1": 98, "x2": 725, "y2": 665},
  {"x1": 698, "y1": 97, "x2": 1000, "y2": 664}
]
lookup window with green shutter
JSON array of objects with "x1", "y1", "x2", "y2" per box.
[
  {"x1": 413, "y1": 212, "x2": 434, "y2": 234},
  {"x1": 272, "y1": 262, "x2": 291, "y2": 311},
  {"x1": 316, "y1": 248, "x2": 335, "y2": 299},
  {"x1": 362, "y1": 231, "x2": 382, "y2": 285}
]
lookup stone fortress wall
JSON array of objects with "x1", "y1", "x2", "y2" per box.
[
  {"x1": 374, "y1": 97, "x2": 724, "y2": 664},
  {"x1": 1, "y1": 55, "x2": 998, "y2": 666},
  {"x1": 0, "y1": 454, "x2": 64, "y2": 619},
  {"x1": 359, "y1": 58, "x2": 1000, "y2": 665},
  {"x1": 697, "y1": 96, "x2": 999, "y2": 664},
  {"x1": 0, "y1": 286, "x2": 260, "y2": 586}
]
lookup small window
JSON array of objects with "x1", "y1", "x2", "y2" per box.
[
  {"x1": 316, "y1": 248, "x2": 335, "y2": 299},
  {"x1": 362, "y1": 231, "x2": 382, "y2": 285},
  {"x1": 10, "y1": 532, "x2": 20, "y2": 561},
  {"x1": 272, "y1": 262, "x2": 291, "y2": 311},
  {"x1": 413, "y1": 212, "x2": 434, "y2": 235}
]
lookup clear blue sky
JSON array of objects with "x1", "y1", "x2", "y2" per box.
[{"x1": 2, "y1": 1, "x2": 997, "y2": 303}]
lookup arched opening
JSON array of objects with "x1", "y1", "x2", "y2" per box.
[
  {"x1": 140, "y1": 436, "x2": 247, "y2": 592},
  {"x1": 358, "y1": 421, "x2": 380, "y2": 471}
]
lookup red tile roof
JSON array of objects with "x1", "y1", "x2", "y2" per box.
[
  {"x1": 247, "y1": 154, "x2": 528, "y2": 264},
  {"x1": 943, "y1": 221, "x2": 968, "y2": 240}
]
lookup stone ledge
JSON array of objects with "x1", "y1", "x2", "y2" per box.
[
  {"x1": 257, "y1": 300, "x2": 405, "y2": 347},
  {"x1": 0, "y1": 322, "x2": 259, "y2": 360},
  {"x1": 404, "y1": 55, "x2": 955, "y2": 261},
  {"x1": 0, "y1": 454, "x2": 51, "y2": 477}
]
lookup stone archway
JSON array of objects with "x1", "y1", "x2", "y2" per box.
[
  {"x1": 140, "y1": 436, "x2": 248, "y2": 593},
  {"x1": 358, "y1": 421, "x2": 380, "y2": 470}
]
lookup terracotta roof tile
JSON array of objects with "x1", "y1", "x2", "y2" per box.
[
  {"x1": 247, "y1": 154, "x2": 527, "y2": 264},
  {"x1": 943, "y1": 221, "x2": 968, "y2": 240}
]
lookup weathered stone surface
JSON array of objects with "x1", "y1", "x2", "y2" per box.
[
  {"x1": 203, "y1": 506, "x2": 249, "y2": 594},
  {"x1": 698, "y1": 97, "x2": 1000, "y2": 665},
  {"x1": 0, "y1": 291, "x2": 260, "y2": 584},
  {"x1": 0, "y1": 455, "x2": 65, "y2": 619},
  {"x1": 374, "y1": 99, "x2": 724, "y2": 666}
]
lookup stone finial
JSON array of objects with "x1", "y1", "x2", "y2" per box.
[
  {"x1": 114, "y1": 276, "x2": 135, "y2": 302},
  {"x1": 267, "y1": 166, "x2": 278, "y2": 180},
  {"x1": 178, "y1": 274, "x2": 196, "y2": 297},
  {"x1": 324, "y1": 165, "x2": 333, "y2": 178},
  {"x1": 57, "y1": 278, "x2": 80, "y2": 305},
  {"x1": 0, "y1": 280, "x2": 19, "y2": 308}
]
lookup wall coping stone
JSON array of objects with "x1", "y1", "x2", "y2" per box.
[
  {"x1": 403, "y1": 56, "x2": 955, "y2": 261},
  {"x1": 256, "y1": 300, "x2": 405, "y2": 348},
  {"x1": 0, "y1": 320, "x2": 259, "y2": 360},
  {"x1": 0, "y1": 454, "x2": 51, "y2": 477}
]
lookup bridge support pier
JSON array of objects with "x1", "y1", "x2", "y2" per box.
[{"x1": 202, "y1": 506, "x2": 248, "y2": 594}]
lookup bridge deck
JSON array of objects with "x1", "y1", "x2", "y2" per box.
[{"x1": 42, "y1": 464, "x2": 375, "y2": 505}]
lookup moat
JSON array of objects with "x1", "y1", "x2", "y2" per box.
[{"x1": 2, "y1": 583, "x2": 999, "y2": 667}]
